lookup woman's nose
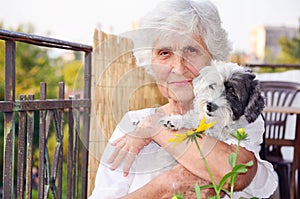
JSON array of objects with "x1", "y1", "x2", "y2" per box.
[{"x1": 171, "y1": 53, "x2": 187, "y2": 74}]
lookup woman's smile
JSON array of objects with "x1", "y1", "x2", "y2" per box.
[{"x1": 168, "y1": 79, "x2": 192, "y2": 87}]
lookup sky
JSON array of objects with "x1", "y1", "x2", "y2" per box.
[{"x1": 1, "y1": 0, "x2": 299, "y2": 53}]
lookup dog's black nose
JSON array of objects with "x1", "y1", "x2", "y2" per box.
[{"x1": 207, "y1": 102, "x2": 218, "y2": 112}]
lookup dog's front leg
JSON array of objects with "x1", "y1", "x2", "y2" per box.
[{"x1": 160, "y1": 110, "x2": 201, "y2": 130}]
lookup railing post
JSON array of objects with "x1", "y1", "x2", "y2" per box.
[
  {"x1": 67, "y1": 96, "x2": 74, "y2": 199},
  {"x1": 3, "y1": 39, "x2": 16, "y2": 199},
  {"x1": 81, "y1": 50, "x2": 92, "y2": 199},
  {"x1": 57, "y1": 82, "x2": 65, "y2": 199},
  {"x1": 17, "y1": 95, "x2": 27, "y2": 199},
  {"x1": 38, "y1": 82, "x2": 47, "y2": 199},
  {"x1": 25, "y1": 94, "x2": 35, "y2": 199}
]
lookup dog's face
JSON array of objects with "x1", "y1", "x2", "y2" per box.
[{"x1": 193, "y1": 61, "x2": 264, "y2": 126}]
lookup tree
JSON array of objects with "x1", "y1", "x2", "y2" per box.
[
  {"x1": 0, "y1": 23, "x2": 62, "y2": 100},
  {"x1": 275, "y1": 20, "x2": 300, "y2": 64}
]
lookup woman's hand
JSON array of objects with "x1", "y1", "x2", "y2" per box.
[
  {"x1": 107, "y1": 113, "x2": 164, "y2": 176},
  {"x1": 107, "y1": 134, "x2": 151, "y2": 177}
]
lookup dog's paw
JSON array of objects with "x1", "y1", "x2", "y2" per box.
[
  {"x1": 160, "y1": 115, "x2": 183, "y2": 130},
  {"x1": 160, "y1": 120, "x2": 179, "y2": 130}
]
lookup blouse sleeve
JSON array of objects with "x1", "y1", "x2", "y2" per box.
[
  {"x1": 89, "y1": 108, "x2": 156, "y2": 199},
  {"x1": 225, "y1": 115, "x2": 278, "y2": 198},
  {"x1": 88, "y1": 160, "x2": 135, "y2": 199},
  {"x1": 88, "y1": 112, "x2": 135, "y2": 199}
]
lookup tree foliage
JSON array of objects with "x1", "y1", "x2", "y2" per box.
[
  {"x1": 0, "y1": 23, "x2": 84, "y2": 100},
  {"x1": 275, "y1": 21, "x2": 300, "y2": 64},
  {"x1": 276, "y1": 36, "x2": 300, "y2": 63}
]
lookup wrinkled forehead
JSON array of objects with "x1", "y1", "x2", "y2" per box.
[{"x1": 153, "y1": 32, "x2": 206, "y2": 50}]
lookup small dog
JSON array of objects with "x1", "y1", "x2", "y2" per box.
[{"x1": 161, "y1": 61, "x2": 265, "y2": 141}]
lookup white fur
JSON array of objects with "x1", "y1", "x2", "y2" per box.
[{"x1": 160, "y1": 61, "x2": 250, "y2": 141}]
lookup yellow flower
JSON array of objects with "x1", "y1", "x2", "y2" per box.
[
  {"x1": 168, "y1": 130, "x2": 195, "y2": 144},
  {"x1": 231, "y1": 128, "x2": 248, "y2": 141},
  {"x1": 237, "y1": 128, "x2": 246, "y2": 136},
  {"x1": 168, "y1": 116, "x2": 216, "y2": 145},
  {"x1": 196, "y1": 116, "x2": 216, "y2": 133}
]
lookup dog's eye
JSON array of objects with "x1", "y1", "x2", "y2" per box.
[{"x1": 228, "y1": 87, "x2": 238, "y2": 98}]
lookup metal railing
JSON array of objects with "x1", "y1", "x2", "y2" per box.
[
  {"x1": 246, "y1": 63, "x2": 300, "y2": 70},
  {"x1": 0, "y1": 29, "x2": 92, "y2": 199}
]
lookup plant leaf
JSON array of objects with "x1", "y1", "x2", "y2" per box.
[
  {"x1": 232, "y1": 164, "x2": 248, "y2": 173},
  {"x1": 217, "y1": 171, "x2": 238, "y2": 189},
  {"x1": 233, "y1": 167, "x2": 248, "y2": 173},
  {"x1": 195, "y1": 183, "x2": 202, "y2": 199},
  {"x1": 244, "y1": 160, "x2": 254, "y2": 167},
  {"x1": 199, "y1": 184, "x2": 215, "y2": 190}
]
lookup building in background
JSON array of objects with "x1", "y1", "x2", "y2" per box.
[{"x1": 250, "y1": 25, "x2": 298, "y2": 63}]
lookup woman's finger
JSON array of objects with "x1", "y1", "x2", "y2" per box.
[
  {"x1": 111, "y1": 135, "x2": 125, "y2": 146},
  {"x1": 107, "y1": 147, "x2": 120, "y2": 164},
  {"x1": 110, "y1": 149, "x2": 127, "y2": 170},
  {"x1": 107, "y1": 138, "x2": 127, "y2": 164},
  {"x1": 123, "y1": 153, "x2": 136, "y2": 177}
]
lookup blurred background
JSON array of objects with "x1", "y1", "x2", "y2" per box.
[{"x1": 1, "y1": 0, "x2": 300, "y2": 64}]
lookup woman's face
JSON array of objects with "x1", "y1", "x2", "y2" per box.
[{"x1": 151, "y1": 34, "x2": 212, "y2": 103}]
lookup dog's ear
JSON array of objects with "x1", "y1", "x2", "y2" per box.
[{"x1": 244, "y1": 80, "x2": 265, "y2": 123}]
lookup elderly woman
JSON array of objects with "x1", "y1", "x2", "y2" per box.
[{"x1": 89, "y1": 0, "x2": 277, "y2": 198}]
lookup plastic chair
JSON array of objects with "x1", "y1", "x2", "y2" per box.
[{"x1": 260, "y1": 81, "x2": 300, "y2": 199}]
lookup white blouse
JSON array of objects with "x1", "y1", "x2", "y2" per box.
[{"x1": 89, "y1": 108, "x2": 277, "y2": 199}]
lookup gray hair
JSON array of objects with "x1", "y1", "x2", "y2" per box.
[{"x1": 132, "y1": 0, "x2": 232, "y2": 75}]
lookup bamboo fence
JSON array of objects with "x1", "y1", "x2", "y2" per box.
[{"x1": 87, "y1": 29, "x2": 167, "y2": 195}]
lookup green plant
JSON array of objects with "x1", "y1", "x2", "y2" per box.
[{"x1": 169, "y1": 117, "x2": 254, "y2": 199}]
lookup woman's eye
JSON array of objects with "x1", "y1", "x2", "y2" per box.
[
  {"x1": 159, "y1": 50, "x2": 171, "y2": 56},
  {"x1": 187, "y1": 46, "x2": 198, "y2": 53},
  {"x1": 184, "y1": 46, "x2": 199, "y2": 55}
]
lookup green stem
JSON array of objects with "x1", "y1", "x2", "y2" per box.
[
  {"x1": 194, "y1": 137, "x2": 220, "y2": 198},
  {"x1": 233, "y1": 139, "x2": 240, "y2": 167},
  {"x1": 229, "y1": 139, "x2": 240, "y2": 198}
]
